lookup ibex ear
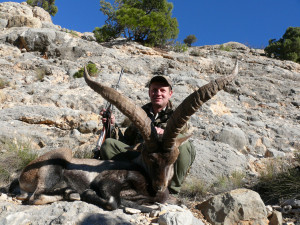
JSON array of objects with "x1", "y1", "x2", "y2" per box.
[{"x1": 175, "y1": 135, "x2": 192, "y2": 148}]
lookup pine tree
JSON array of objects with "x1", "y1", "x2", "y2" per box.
[
  {"x1": 265, "y1": 27, "x2": 300, "y2": 63},
  {"x1": 27, "y1": 0, "x2": 58, "y2": 16},
  {"x1": 94, "y1": 0, "x2": 179, "y2": 46}
]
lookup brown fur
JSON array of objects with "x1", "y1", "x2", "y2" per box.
[{"x1": 17, "y1": 148, "x2": 168, "y2": 210}]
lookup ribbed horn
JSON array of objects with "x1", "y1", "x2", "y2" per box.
[
  {"x1": 162, "y1": 61, "x2": 239, "y2": 151},
  {"x1": 84, "y1": 66, "x2": 157, "y2": 149}
]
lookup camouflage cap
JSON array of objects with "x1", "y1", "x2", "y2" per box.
[{"x1": 148, "y1": 75, "x2": 173, "y2": 90}]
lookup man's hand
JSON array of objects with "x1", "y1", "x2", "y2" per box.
[
  {"x1": 100, "y1": 109, "x2": 115, "y2": 125},
  {"x1": 155, "y1": 127, "x2": 164, "y2": 135}
]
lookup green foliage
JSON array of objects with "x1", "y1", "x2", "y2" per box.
[
  {"x1": 95, "y1": 0, "x2": 179, "y2": 46},
  {"x1": 0, "y1": 139, "x2": 38, "y2": 186},
  {"x1": 265, "y1": 27, "x2": 300, "y2": 63},
  {"x1": 65, "y1": 30, "x2": 79, "y2": 37},
  {"x1": 169, "y1": 41, "x2": 188, "y2": 52},
  {"x1": 184, "y1": 34, "x2": 197, "y2": 47},
  {"x1": 26, "y1": 0, "x2": 58, "y2": 16},
  {"x1": 73, "y1": 63, "x2": 99, "y2": 79},
  {"x1": 94, "y1": 25, "x2": 121, "y2": 43},
  {"x1": 219, "y1": 44, "x2": 232, "y2": 52}
]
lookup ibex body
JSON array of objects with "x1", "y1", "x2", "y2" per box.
[
  {"x1": 18, "y1": 147, "x2": 166, "y2": 210},
  {"x1": 17, "y1": 61, "x2": 238, "y2": 209}
]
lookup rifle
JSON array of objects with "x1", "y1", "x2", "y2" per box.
[{"x1": 93, "y1": 68, "x2": 123, "y2": 159}]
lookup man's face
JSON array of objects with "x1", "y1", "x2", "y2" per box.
[{"x1": 149, "y1": 82, "x2": 173, "y2": 109}]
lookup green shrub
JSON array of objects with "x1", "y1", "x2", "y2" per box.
[
  {"x1": 73, "y1": 63, "x2": 99, "y2": 78},
  {"x1": 210, "y1": 171, "x2": 246, "y2": 194},
  {"x1": 184, "y1": 34, "x2": 197, "y2": 47},
  {"x1": 180, "y1": 178, "x2": 208, "y2": 200},
  {"x1": 171, "y1": 41, "x2": 188, "y2": 52},
  {"x1": 66, "y1": 30, "x2": 79, "y2": 37},
  {"x1": 265, "y1": 27, "x2": 300, "y2": 63},
  {"x1": 252, "y1": 155, "x2": 300, "y2": 204},
  {"x1": 94, "y1": 25, "x2": 121, "y2": 43},
  {"x1": 0, "y1": 139, "x2": 38, "y2": 186},
  {"x1": 219, "y1": 44, "x2": 232, "y2": 52},
  {"x1": 254, "y1": 167, "x2": 300, "y2": 204}
]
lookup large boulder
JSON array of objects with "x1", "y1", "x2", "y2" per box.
[
  {"x1": 189, "y1": 139, "x2": 247, "y2": 183},
  {"x1": 213, "y1": 126, "x2": 248, "y2": 151},
  {"x1": 197, "y1": 189, "x2": 268, "y2": 225}
]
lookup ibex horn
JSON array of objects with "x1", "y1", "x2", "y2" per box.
[
  {"x1": 162, "y1": 60, "x2": 239, "y2": 151},
  {"x1": 84, "y1": 67, "x2": 158, "y2": 150}
]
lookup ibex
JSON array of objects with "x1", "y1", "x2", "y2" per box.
[{"x1": 16, "y1": 61, "x2": 238, "y2": 210}]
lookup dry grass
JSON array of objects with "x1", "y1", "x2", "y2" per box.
[
  {"x1": 252, "y1": 152, "x2": 300, "y2": 204},
  {"x1": 0, "y1": 139, "x2": 38, "y2": 187},
  {"x1": 179, "y1": 170, "x2": 246, "y2": 203}
]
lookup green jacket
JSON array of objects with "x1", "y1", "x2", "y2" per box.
[{"x1": 119, "y1": 101, "x2": 189, "y2": 145}]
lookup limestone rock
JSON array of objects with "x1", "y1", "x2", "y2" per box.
[
  {"x1": 197, "y1": 189, "x2": 268, "y2": 225},
  {"x1": 7, "y1": 15, "x2": 42, "y2": 28},
  {"x1": 269, "y1": 210, "x2": 283, "y2": 225},
  {"x1": 213, "y1": 126, "x2": 248, "y2": 151}
]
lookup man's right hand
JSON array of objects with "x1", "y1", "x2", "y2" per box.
[{"x1": 100, "y1": 109, "x2": 115, "y2": 125}]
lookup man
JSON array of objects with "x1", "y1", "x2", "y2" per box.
[{"x1": 99, "y1": 75, "x2": 196, "y2": 194}]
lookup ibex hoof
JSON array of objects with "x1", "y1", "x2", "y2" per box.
[
  {"x1": 105, "y1": 196, "x2": 118, "y2": 210},
  {"x1": 69, "y1": 193, "x2": 80, "y2": 201},
  {"x1": 16, "y1": 193, "x2": 30, "y2": 201}
]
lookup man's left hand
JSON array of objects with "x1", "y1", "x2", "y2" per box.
[{"x1": 155, "y1": 127, "x2": 164, "y2": 135}]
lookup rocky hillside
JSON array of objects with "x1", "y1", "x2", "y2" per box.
[{"x1": 0, "y1": 2, "x2": 299, "y2": 225}]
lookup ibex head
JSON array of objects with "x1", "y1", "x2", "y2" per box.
[{"x1": 84, "y1": 61, "x2": 238, "y2": 192}]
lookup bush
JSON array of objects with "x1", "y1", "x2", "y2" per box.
[
  {"x1": 73, "y1": 63, "x2": 99, "y2": 78},
  {"x1": 265, "y1": 27, "x2": 300, "y2": 63},
  {"x1": 93, "y1": 25, "x2": 120, "y2": 43},
  {"x1": 0, "y1": 139, "x2": 38, "y2": 186},
  {"x1": 252, "y1": 154, "x2": 300, "y2": 204},
  {"x1": 184, "y1": 34, "x2": 197, "y2": 47},
  {"x1": 170, "y1": 41, "x2": 188, "y2": 52},
  {"x1": 219, "y1": 44, "x2": 232, "y2": 52},
  {"x1": 180, "y1": 177, "x2": 208, "y2": 200}
]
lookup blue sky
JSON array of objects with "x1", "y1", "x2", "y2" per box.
[{"x1": 3, "y1": 0, "x2": 300, "y2": 48}]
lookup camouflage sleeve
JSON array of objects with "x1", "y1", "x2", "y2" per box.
[
  {"x1": 109, "y1": 124, "x2": 125, "y2": 141},
  {"x1": 123, "y1": 123, "x2": 140, "y2": 145}
]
